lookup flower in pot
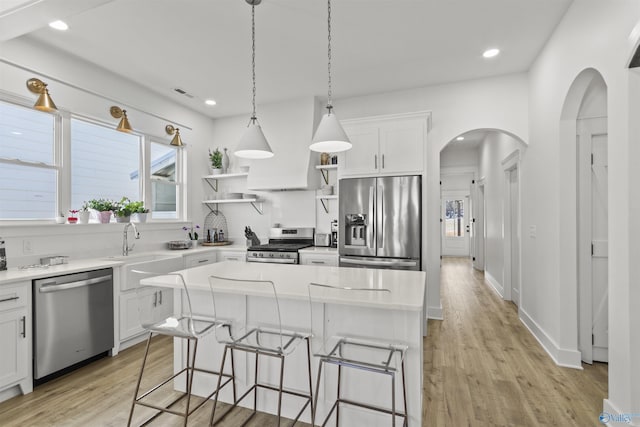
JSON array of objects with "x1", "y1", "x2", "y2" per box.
[
  {"x1": 67, "y1": 209, "x2": 79, "y2": 224},
  {"x1": 129, "y1": 200, "x2": 149, "y2": 223},
  {"x1": 114, "y1": 197, "x2": 135, "y2": 223},
  {"x1": 183, "y1": 224, "x2": 200, "y2": 247},
  {"x1": 209, "y1": 148, "x2": 223, "y2": 175},
  {"x1": 87, "y1": 198, "x2": 115, "y2": 223}
]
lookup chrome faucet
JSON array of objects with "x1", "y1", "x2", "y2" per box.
[{"x1": 123, "y1": 222, "x2": 140, "y2": 256}]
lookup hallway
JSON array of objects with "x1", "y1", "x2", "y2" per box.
[{"x1": 423, "y1": 257, "x2": 607, "y2": 426}]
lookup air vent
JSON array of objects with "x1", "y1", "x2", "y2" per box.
[{"x1": 173, "y1": 88, "x2": 195, "y2": 99}]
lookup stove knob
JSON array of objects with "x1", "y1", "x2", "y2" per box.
[
  {"x1": 258, "y1": 253, "x2": 263, "y2": 257},
  {"x1": 280, "y1": 253, "x2": 284, "y2": 258},
  {"x1": 269, "y1": 253, "x2": 274, "y2": 257}
]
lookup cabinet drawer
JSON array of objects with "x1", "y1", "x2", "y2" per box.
[
  {"x1": 0, "y1": 284, "x2": 28, "y2": 311},
  {"x1": 300, "y1": 254, "x2": 338, "y2": 267},
  {"x1": 220, "y1": 251, "x2": 246, "y2": 262},
  {"x1": 185, "y1": 253, "x2": 217, "y2": 268}
]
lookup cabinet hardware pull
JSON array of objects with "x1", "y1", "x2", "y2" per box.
[
  {"x1": 0, "y1": 296, "x2": 19, "y2": 303},
  {"x1": 153, "y1": 291, "x2": 158, "y2": 307},
  {"x1": 311, "y1": 261, "x2": 325, "y2": 264},
  {"x1": 374, "y1": 154, "x2": 377, "y2": 169},
  {"x1": 382, "y1": 154, "x2": 385, "y2": 169},
  {"x1": 198, "y1": 259, "x2": 209, "y2": 263},
  {"x1": 158, "y1": 290, "x2": 162, "y2": 305},
  {"x1": 21, "y1": 316, "x2": 26, "y2": 338}
]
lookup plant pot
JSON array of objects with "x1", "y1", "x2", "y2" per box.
[
  {"x1": 97, "y1": 211, "x2": 112, "y2": 224},
  {"x1": 78, "y1": 211, "x2": 90, "y2": 224},
  {"x1": 55, "y1": 216, "x2": 66, "y2": 224},
  {"x1": 67, "y1": 217, "x2": 78, "y2": 224},
  {"x1": 210, "y1": 167, "x2": 222, "y2": 175},
  {"x1": 115, "y1": 215, "x2": 130, "y2": 223},
  {"x1": 133, "y1": 212, "x2": 148, "y2": 223},
  {"x1": 190, "y1": 239, "x2": 198, "y2": 248}
]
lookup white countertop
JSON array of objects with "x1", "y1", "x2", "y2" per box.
[
  {"x1": 141, "y1": 261, "x2": 425, "y2": 311},
  {"x1": 0, "y1": 244, "x2": 248, "y2": 285}
]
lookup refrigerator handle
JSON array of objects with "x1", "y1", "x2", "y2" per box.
[
  {"x1": 368, "y1": 186, "x2": 375, "y2": 249},
  {"x1": 377, "y1": 185, "x2": 384, "y2": 250}
]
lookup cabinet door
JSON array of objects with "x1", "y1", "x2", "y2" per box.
[
  {"x1": 185, "y1": 253, "x2": 217, "y2": 268},
  {"x1": 378, "y1": 119, "x2": 424, "y2": 174},
  {"x1": 119, "y1": 291, "x2": 144, "y2": 340},
  {"x1": 300, "y1": 254, "x2": 338, "y2": 267},
  {"x1": 220, "y1": 251, "x2": 246, "y2": 262},
  {"x1": 0, "y1": 308, "x2": 28, "y2": 388},
  {"x1": 154, "y1": 289, "x2": 174, "y2": 323},
  {"x1": 341, "y1": 125, "x2": 379, "y2": 176}
]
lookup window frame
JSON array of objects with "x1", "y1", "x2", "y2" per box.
[{"x1": 0, "y1": 94, "x2": 186, "y2": 223}]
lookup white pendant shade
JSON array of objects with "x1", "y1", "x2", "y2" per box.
[
  {"x1": 310, "y1": 112, "x2": 352, "y2": 153},
  {"x1": 235, "y1": 121, "x2": 274, "y2": 159}
]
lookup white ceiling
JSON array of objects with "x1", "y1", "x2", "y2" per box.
[{"x1": 2, "y1": 0, "x2": 573, "y2": 118}]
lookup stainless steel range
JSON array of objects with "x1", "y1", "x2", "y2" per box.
[{"x1": 246, "y1": 227, "x2": 314, "y2": 264}]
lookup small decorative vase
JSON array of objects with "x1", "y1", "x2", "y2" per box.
[
  {"x1": 222, "y1": 148, "x2": 230, "y2": 174},
  {"x1": 320, "y1": 152, "x2": 330, "y2": 165},
  {"x1": 210, "y1": 167, "x2": 222, "y2": 175},
  {"x1": 191, "y1": 239, "x2": 198, "y2": 248},
  {"x1": 78, "y1": 211, "x2": 90, "y2": 224},
  {"x1": 97, "y1": 211, "x2": 112, "y2": 224},
  {"x1": 116, "y1": 215, "x2": 130, "y2": 223},
  {"x1": 67, "y1": 217, "x2": 78, "y2": 224}
]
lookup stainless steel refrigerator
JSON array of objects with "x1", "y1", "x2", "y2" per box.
[{"x1": 338, "y1": 175, "x2": 421, "y2": 270}]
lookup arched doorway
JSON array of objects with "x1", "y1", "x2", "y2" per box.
[{"x1": 560, "y1": 69, "x2": 608, "y2": 364}]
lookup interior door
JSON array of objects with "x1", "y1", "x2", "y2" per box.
[
  {"x1": 578, "y1": 117, "x2": 608, "y2": 363},
  {"x1": 441, "y1": 192, "x2": 470, "y2": 256}
]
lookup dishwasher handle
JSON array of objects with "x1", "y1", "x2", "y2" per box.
[{"x1": 38, "y1": 275, "x2": 112, "y2": 293}]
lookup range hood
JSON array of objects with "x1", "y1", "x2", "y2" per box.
[{"x1": 245, "y1": 97, "x2": 323, "y2": 191}]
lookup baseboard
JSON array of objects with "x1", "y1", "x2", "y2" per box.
[
  {"x1": 427, "y1": 304, "x2": 443, "y2": 320},
  {"x1": 484, "y1": 271, "x2": 504, "y2": 298},
  {"x1": 602, "y1": 399, "x2": 640, "y2": 426},
  {"x1": 519, "y1": 308, "x2": 583, "y2": 369}
]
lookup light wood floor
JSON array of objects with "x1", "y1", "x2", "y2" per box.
[{"x1": 0, "y1": 257, "x2": 606, "y2": 426}]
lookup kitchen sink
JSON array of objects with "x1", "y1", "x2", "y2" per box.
[{"x1": 104, "y1": 253, "x2": 184, "y2": 291}]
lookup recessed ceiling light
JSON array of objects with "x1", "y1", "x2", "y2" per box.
[
  {"x1": 483, "y1": 48, "x2": 500, "y2": 58},
  {"x1": 205, "y1": 99, "x2": 217, "y2": 106},
  {"x1": 456, "y1": 136, "x2": 465, "y2": 141},
  {"x1": 11, "y1": 131, "x2": 22, "y2": 135},
  {"x1": 49, "y1": 20, "x2": 69, "y2": 31}
]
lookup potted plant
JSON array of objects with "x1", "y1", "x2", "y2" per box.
[
  {"x1": 114, "y1": 197, "x2": 135, "y2": 223},
  {"x1": 209, "y1": 148, "x2": 223, "y2": 175},
  {"x1": 78, "y1": 202, "x2": 91, "y2": 224},
  {"x1": 87, "y1": 198, "x2": 115, "y2": 223},
  {"x1": 67, "y1": 209, "x2": 79, "y2": 224},
  {"x1": 129, "y1": 200, "x2": 150, "y2": 223},
  {"x1": 183, "y1": 224, "x2": 200, "y2": 247}
]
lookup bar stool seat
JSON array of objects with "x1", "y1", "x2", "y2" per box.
[
  {"x1": 308, "y1": 282, "x2": 408, "y2": 427},
  {"x1": 127, "y1": 271, "x2": 235, "y2": 427}
]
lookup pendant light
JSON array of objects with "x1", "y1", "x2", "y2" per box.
[
  {"x1": 310, "y1": 0, "x2": 351, "y2": 153},
  {"x1": 110, "y1": 106, "x2": 133, "y2": 133},
  {"x1": 234, "y1": 0, "x2": 274, "y2": 160},
  {"x1": 26, "y1": 78, "x2": 58, "y2": 112}
]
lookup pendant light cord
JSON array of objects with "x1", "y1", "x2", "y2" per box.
[
  {"x1": 326, "y1": 0, "x2": 333, "y2": 112},
  {"x1": 251, "y1": 4, "x2": 257, "y2": 122}
]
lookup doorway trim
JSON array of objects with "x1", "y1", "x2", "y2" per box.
[{"x1": 502, "y1": 149, "x2": 520, "y2": 304}]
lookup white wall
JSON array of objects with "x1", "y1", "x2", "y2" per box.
[
  {"x1": 440, "y1": 145, "x2": 479, "y2": 169},
  {"x1": 477, "y1": 132, "x2": 523, "y2": 296},
  {"x1": 336, "y1": 73, "x2": 529, "y2": 319},
  {"x1": 525, "y1": 0, "x2": 640, "y2": 415}
]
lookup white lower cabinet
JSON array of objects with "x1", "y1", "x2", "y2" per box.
[
  {"x1": 120, "y1": 287, "x2": 173, "y2": 342},
  {"x1": 184, "y1": 252, "x2": 218, "y2": 268},
  {"x1": 0, "y1": 282, "x2": 30, "y2": 396},
  {"x1": 299, "y1": 253, "x2": 338, "y2": 267},
  {"x1": 219, "y1": 250, "x2": 246, "y2": 262}
]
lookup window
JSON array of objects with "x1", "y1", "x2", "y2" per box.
[
  {"x1": 71, "y1": 118, "x2": 141, "y2": 209},
  {"x1": 0, "y1": 101, "x2": 58, "y2": 219},
  {"x1": 445, "y1": 199, "x2": 464, "y2": 237},
  {"x1": 150, "y1": 141, "x2": 178, "y2": 219}
]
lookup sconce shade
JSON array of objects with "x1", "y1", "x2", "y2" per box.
[
  {"x1": 310, "y1": 111, "x2": 352, "y2": 153},
  {"x1": 117, "y1": 114, "x2": 133, "y2": 133},
  {"x1": 235, "y1": 120, "x2": 274, "y2": 159},
  {"x1": 26, "y1": 78, "x2": 58, "y2": 112},
  {"x1": 170, "y1": 130, "x2": 184, "y2": 146}
]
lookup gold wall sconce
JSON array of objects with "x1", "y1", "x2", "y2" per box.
[
  {"x1": 165, "y1": 125, "x2": 184, "y2": 147},
  {"x1": 110, "y1": 106, "x2": 133, "y2": 133},
  {"x1": 26, "y1": 78, "x2": 58, "y2": 112}
]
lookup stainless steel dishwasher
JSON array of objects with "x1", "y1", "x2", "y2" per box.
[{"x1": 33, "y1": 268, "x2": 114, "y2": 384}]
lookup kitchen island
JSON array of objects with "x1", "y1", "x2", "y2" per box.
[{"x1": 141, "y1": 261, "x2": 426, "y2": 426}]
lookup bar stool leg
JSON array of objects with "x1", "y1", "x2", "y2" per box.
[
  {"x1": 391, "y1": 371, "x2": 396, "y2": 427},
  {"x1": 253, "y1": 351, "x2": 259, "y2": 414},
  {"x1": 210, "y1": 345, "x2": 229, "y2": 426},
  {"x1": 313, "y1": 360, "x2": 324, "y2": 427},
  {"x1": 276, "y1": 354, "x2": 285, "y2": 426},
  {"x1": 305, "y1": 337, "x2": 315, "y2": 426},
  {"x1": 336, "y1": 364, "x2": 342, "y2": 427},
  {"x1": 183, "y1": 338, "x2": 199, "y2": 427},
  {"x1": 127, "y1": 332, "x2": 153, "y2": 427},
  {"x1": 401, "y1": 358, "x2": 408, "y2": 427}
]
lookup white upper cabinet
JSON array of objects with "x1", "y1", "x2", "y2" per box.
[{"x1": 340, "y1": 112, "x2": 430, "y2": 177}]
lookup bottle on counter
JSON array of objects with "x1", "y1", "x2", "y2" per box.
[{"x1": 218, "y1": 229, "x2": 225, "y2": 242}]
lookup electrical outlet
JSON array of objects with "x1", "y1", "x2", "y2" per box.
[{"x1": 23, "y1": 239, "x2": 33, "y2": 254}]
